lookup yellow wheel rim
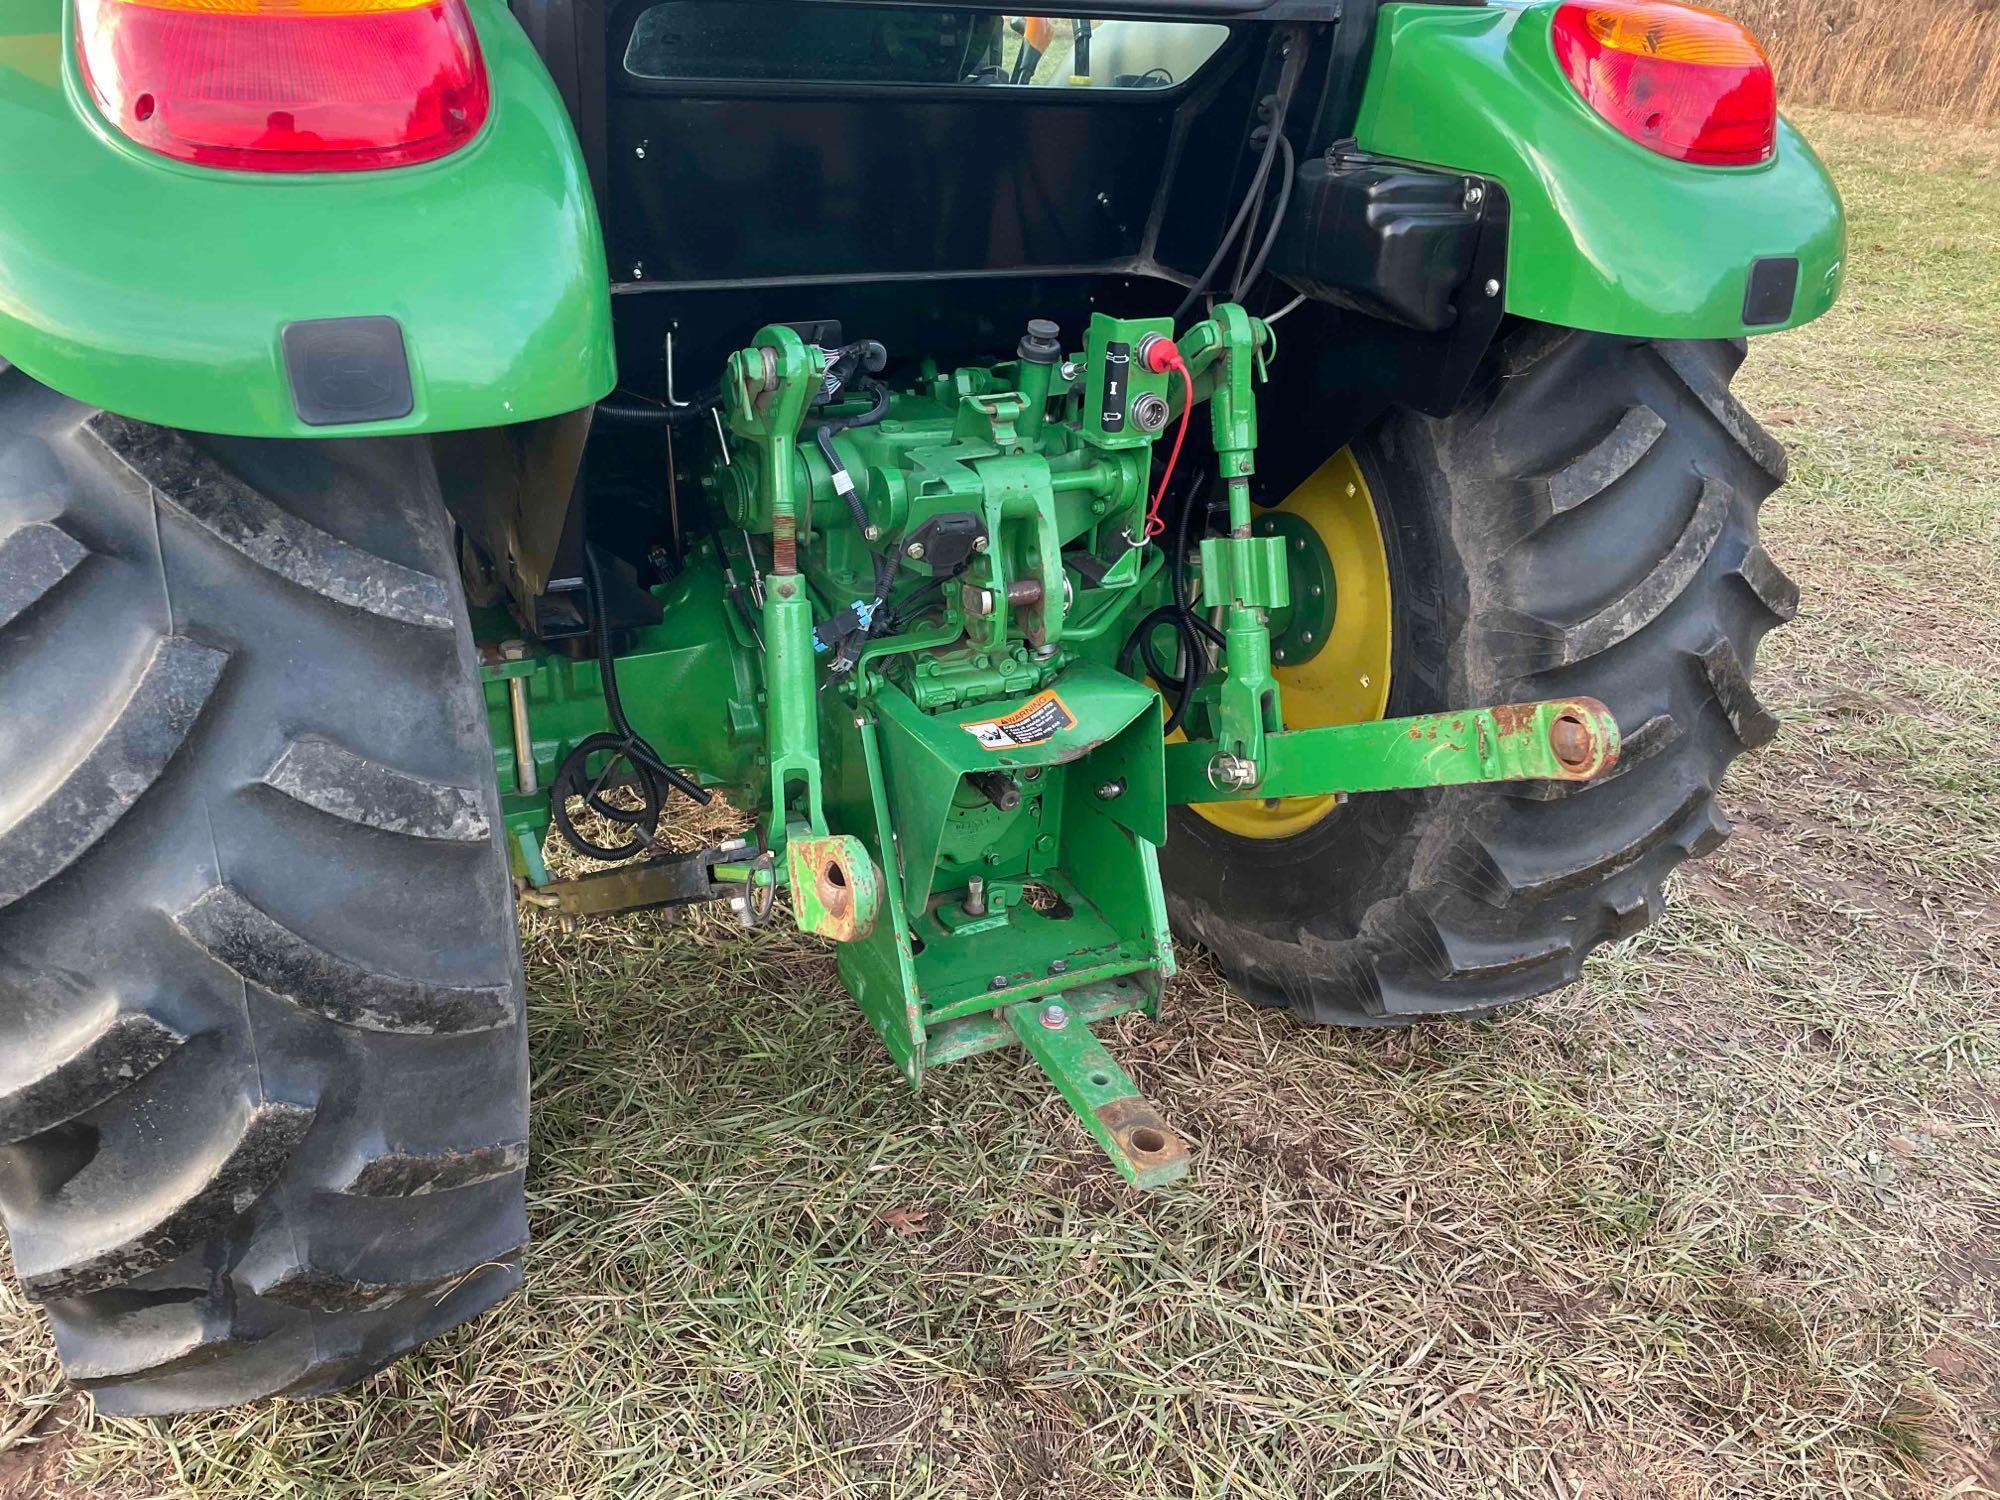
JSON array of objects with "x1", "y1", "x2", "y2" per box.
[{"x1": 1189, "y1": 446, "x2": 1394, "y2": 840}]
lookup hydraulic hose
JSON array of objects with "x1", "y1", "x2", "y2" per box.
[
  {"x1": 1172, "y1": 36, "x2": 1307, "y2": 323},
  {"x1": 553, "y1": 544, "x2": 712, "y2": 862},
  {"x1": 1231, "y1": 132, "x2": 1297, "y2": 303},
  {"x1": 1120, "y1": 475, "x2": 1224, "y2": 737}
]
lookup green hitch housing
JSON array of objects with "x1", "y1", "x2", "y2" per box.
[{"x1": 480, "y1": 304, "x2": 1629, "y2": 1189}]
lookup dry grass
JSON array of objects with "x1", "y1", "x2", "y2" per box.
[
  {"x1": 1730, "y1": 0, "x2": 2000, "y2": 127},
  {"x1": 3, "y1": 109, "x2": 1999, "y2": 1498}
]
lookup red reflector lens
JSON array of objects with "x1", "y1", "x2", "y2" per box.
[
  {"x1": 75, "y1": 0, "x2": 490, "y2": 173},
  {"x1": 1551, "y1": 0, "x2": 1776, "y2": 167}
]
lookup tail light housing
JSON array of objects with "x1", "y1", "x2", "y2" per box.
[
  {"x1": 75, "y1": 0, "x2": 490, "y2": 174},
  {"x1": 1551, "y1": 0, "x2": 1776, "y2": 167}
]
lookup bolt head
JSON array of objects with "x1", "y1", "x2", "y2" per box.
[
  {"x1": 1272, "y1": 648, "x2": 1287, "y2": 664},
  {"x1": 500, "y1": 638, "x2": 528, "y2": 662},
  {"x1": 1464, "y1": 183, "x2": 1483, "y2": 206},
  {"x1": 906, "y1": 541, "x2": 926, "y2": 560},
  {"x1": 1048, "y1": 959, "x2": 1069, "y2": 975},
  {"x1": 1484, "y1": 278, "x2": 1502, "y2": 298},
  {"x1": 1040, "y1": 1003, "x2": 1069, "y2": 1029},
  {"x1": 989, "y1": 975, "x2": 1011, "y2": 992},
  {"x1": 1095, "y1": 778, "x2": 1125, "y2": 801},
  {"x1": 1310, "y1": 585, "x2": 1323, "y2": 599},
  {"x1": 972, "y1": 535, "x2": 990, "y2": 553},
  {"x1": 865, "y1": 526, "x2": 880, "y2": 541}
]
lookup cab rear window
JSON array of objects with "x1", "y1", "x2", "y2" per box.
[{"x1": 622, "y1": 5, "x2": 1230, "y2": 92}]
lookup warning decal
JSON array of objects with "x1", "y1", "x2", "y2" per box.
[{"x1": 961, "y1": 690, "x2": 1077, "y2": 751}]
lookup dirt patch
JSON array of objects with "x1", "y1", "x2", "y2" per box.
[{"x1": 0, "y1": 1398, "x2": 94, "y2": 1500}]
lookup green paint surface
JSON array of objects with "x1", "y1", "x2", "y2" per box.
[
  {"x1": 1355, "y1": 0, "x2": 1846, "y2": 337},
  {"x1": 0, "y1": 0, "x2": 613, "y2": 434}
]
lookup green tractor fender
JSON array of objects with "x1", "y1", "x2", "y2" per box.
[
  {"x1": 0, "y1": 0, "x2": 613, "y2": 437},
  {"x1": 1353, "y1": 0, "x2": 1846, "y2": 338}
]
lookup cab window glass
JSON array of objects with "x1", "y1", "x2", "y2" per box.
[{"x1": 623, "y1": 6, "x2": 1230, "y2": 91}]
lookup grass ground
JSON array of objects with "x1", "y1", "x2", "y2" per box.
[{"x1": 3, "y1": 109, "x2": 1997, "y2": 1499}]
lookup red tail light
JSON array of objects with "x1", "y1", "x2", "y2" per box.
[
  {"x1": 1551, "y1": 0, "x2": 1776, "y2": 167},
  {"x1": 75, "y1": 0, "x2": 490, "y2": 174}
]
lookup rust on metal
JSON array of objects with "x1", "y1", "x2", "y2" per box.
[
  {"x1": 789, "y1": 834, "x2": 881, "y2": 942},
  {"x1": 1547, "y1": 697, "x2": 1621, "y2": 778},
  {"x1": 1093, "y1": 1095, "x2": 1189, "y2": 1176}
]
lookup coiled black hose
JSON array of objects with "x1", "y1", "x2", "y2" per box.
[
  {"x1": 1120, "y1": 477, "x2": 1225, "y2": 737},
  {"x1": 551, "y1": 545, "x2": 712, "y2": 862}
]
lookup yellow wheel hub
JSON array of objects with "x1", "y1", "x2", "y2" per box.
[{"x1": 1190, "y1": 446, "x2": 1394, "y2": 840}]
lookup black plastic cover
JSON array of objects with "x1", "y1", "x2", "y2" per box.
[
  {"x1": 903, "y1": 511, "x2": 984, "y2": 573},
  {"x1": 1743, "y1": 256, "x2": 1800, "y2": 327},
  {"x1": 280, "y1": 317, "x2": 414, "y2": 427},
  {"x1": 1270, "y1": 159, "x2": 1481, "y2": 333}
]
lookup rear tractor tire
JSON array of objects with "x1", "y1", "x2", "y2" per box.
[
  {"x1": 1163, "y1": 327, "x2": 1797, "y2": 1026},
  {"x1": 0, "y1": 370, "x2": 529, "y2": 1414}
]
